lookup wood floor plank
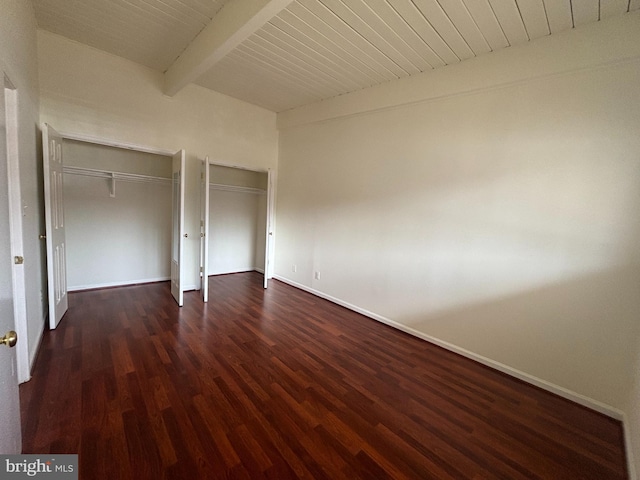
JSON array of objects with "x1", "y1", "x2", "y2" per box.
[{"x1": 20, "y1": 272, "x2": 629, "y2": 479}]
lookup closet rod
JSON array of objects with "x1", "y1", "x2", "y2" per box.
[
  {"x1": 63, "y1": 166, "x2": 171, "y2": 185},
  {"x1": 209, "y1": 183, "x2": 266, "y2": 195}
]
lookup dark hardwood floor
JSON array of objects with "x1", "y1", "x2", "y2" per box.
[{"x1": 21, "y1": 272, "x2": 628, "y2": 479}]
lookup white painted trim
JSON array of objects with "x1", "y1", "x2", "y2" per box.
[
  {"x1": 210, "y1": 183, "x2": 265, "y2": 195},
  {"x1": 254, "y1": 267, "x2": 265, "y2": 274},
  {"x1": 279, "y1": 55, "x2": 640, "y2": 130},
  {"x1": 59, "y1": 131, "x2": 175, "y2": 157},
  {"x1": 273, "y1": 274, "x2": 625, "y2": 420},
  {"x1": 68, "y1": 277, "x2": 171, "y2": 292}
]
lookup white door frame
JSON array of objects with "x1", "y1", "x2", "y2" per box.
[
  {"x1": 46, "y1": 130, "x2": 187, "y2": 303},
  {"x1": 4, "y1": 77, "x2": 29, "y2": 383},
  {"x1": 202, "y1": 159, "x2": 275, "y2": 295}
]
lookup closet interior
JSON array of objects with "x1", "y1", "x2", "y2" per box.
[
  {"x1": 207, "y1": 164, "x2": 268, "y2": 278},
  {"x1": 62, "y1": 139, "x2": 173, "y2": 291}
]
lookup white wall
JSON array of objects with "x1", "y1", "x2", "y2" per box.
[
  {"x1": 37, "y1": 30, "x2": 278, "y2": 291},
  {"x1": 0, "y1": 0, "x2": 46, "y2": 376},
  {"x1": 64, "y1": 177, "x2": 171, "y2": 289},
  {"x1": 63, "y1": 141, "x2": 172, "y2": 290},
  {"x1": 276, "y1": 12, "x2": 640, "y2": 478}
]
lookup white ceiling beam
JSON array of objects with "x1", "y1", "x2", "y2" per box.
[{"x1": 163, "y1": 0, "x2": 294, "y2": 96}]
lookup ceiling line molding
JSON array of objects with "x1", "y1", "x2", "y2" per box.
[
  {"x1": 277, "y1": 11, "x2": 640, "y2": 129},
  {"x1": 163, "y1": 0, "x2": 294, "y2": 97},
  {"x1": 279, "y1": 54, "x2": 640, "y2": 131}
]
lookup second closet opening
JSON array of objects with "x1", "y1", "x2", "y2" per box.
[{"x1": 206, "y1": 164, "x2": 268, "y2": 280}]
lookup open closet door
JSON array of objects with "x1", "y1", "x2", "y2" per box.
[
  {"x1": 263, "y1": 169, "x2": 274, "y2": 289},
  {"x1": 171, "y1": 149, "x2": 186, "y2": 306},
  {"x1": 42, "y1": 124, "x2": 68, "y2": 329},
  {"x1": 200, "y1": 157, "x2": 209, "y2": 302}
]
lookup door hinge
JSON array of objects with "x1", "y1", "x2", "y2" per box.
[
  {"x1": 200, "y1": 267, "x2": 203, "y2": 273},
  {"x1": 14, "y1": 256, "x2": 24, "y2": 265}
]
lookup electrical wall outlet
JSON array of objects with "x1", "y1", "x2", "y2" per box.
[
  {"x1": 314, "y1": 271, "x2": 320, "y2": 280},
  {"x1": 292, "y1": 264, "x2": 297, "y2": 273}
]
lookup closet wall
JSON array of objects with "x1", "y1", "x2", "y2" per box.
[
  {"x1": 208, "y1": 165, "x2": 267, "y2": 276},
  {"x1": 63, "y1": 140, "x2": 172, "y2": 290}
]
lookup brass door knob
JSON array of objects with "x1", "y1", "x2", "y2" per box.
[
  {"x1": 0, "y1": 331, "x2": 17, "y2": 348},
  {"x1": 39, "y1": 234, "x2": 46, "y2": 240}
]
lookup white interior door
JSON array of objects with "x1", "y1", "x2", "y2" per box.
[
  {"x1": 200, "y1": 157, "x2": 210, "y2": 302},
  {"x1": 171, "y1": 149, "x2": 186, "y2": 306},
  {"x1": 42, "y1": 123, "x2": 68, "y2": 329},
  {"x1": 5, "y1": 81, "x2": 29, "y2": 383},
  {"x1": 263, "y1": 169, "x2": 274, "y2": 289},
  {"x1": 0, "y1": 75, "x2": 22, "y2": 453}
]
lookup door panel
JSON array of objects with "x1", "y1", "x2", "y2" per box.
[
  {"x1": 263, "y1": 169, "x2": 274, "y2": 289},
  {"x1": 43, "y1": 123, "x2": 68, "y2": 328},
  {"x1": 5, "y1": 83, "x2": 29, "y2": 383},
  {"x1": 171, "y1": 149, "x2": 185, "y2": 306},
  {"x1": 0, "y1": 73, "x2": 21, "y2": 453},
  {"x1": 200, "y1": 157, "x2": 210, "y2": 302}
]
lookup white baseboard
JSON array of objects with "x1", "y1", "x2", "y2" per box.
[
  {"x1": 68, "y1": 277, "x2": 170, "y2": 292},
  {"x1": 273, "y1": 275, "x2": 624, "y2": 420},
  {"x1": 623, "y1": 415, "x2": 638, "y2": 480},
  {"x1": 275, "y1": 277, "x2": 638, "y2": 477}
]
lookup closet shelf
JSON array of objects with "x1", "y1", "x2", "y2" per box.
[
  {"x1": 63, "y1": 166, "x2": 171, "y2": 185},
  {"x1": 63, "y1": 166, "x2": 171, "y2": 198}
]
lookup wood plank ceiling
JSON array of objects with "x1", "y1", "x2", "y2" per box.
[{"x1": 33, "y1": 0, "x2": 639, "y2": 112}]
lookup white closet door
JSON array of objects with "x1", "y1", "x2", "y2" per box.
[
  {"x1": 200, "y1": 157, "x2": 210, "y2": 302},
  {"x1": 171, "y1": 149, "x2": 186, "y2": 306},
  {"x1": 263, "y1": 169, "x2": 274, "y2": 289},
  {"x1": 43, "y1": 123, "x2": 68, "y2": 328}
]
